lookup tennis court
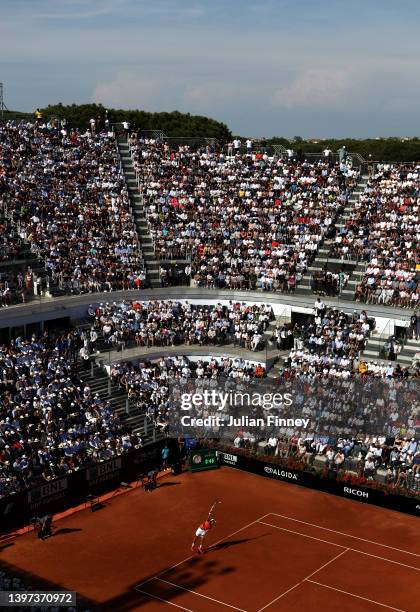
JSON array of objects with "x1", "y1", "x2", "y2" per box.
[{"x1": 1, "y1": 467, "x2": 419, "y2": 611}]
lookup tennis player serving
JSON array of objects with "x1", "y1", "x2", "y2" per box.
[{"x1": 191, "y1": 500, "x2": 221, "y2": 554}]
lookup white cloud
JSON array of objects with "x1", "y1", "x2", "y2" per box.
[
  {"x1": 92, "y1": 72, "x2": 176, "y2": 110},
  {"x1": 183, "y1": 82, "x2": 253, "y2": 111},
  {"x1": 92, "y1": 71, "x2": 256, "y2": 117},
  {"x1": 271, "y1": 68, "x2": 354, "y2": 108}
]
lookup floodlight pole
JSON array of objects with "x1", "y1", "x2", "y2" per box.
[{"x1": 0, "y1": 83, "x2": 9, "y2": 120}]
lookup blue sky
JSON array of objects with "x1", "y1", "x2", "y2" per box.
[{"x1": 1, "y1": 0, "x2": 420, "y2": 137}]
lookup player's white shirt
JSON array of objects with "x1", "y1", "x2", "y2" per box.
[{"x1": 195, "y1": 527, "x2": 207, "y2": 537}]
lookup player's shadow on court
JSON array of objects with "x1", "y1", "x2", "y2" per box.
[
  {"x1": 53, "y1": 527, "x2": 82, "y2": 537},
  {"x1": 208, "y1": 532, "x2": 270, "y2": 551},
  {"x1": 158, "y1": 481, "x2": 181, "y2": 488}
]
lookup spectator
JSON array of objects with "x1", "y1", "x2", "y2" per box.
[
  {"x1": 161, "y1": 444, "x2": 170, "y2": 469},
  {"x1": 0, "y1": 331, "x2": 141, "y2": 498},
  {"x1": 90, "y1": 300, "x2": 273, "y2": 352},
  {"x1": 129, "y1": 138, "x2": 358, "y2": 291},
  {"x1": 0, "y1": 121, "x2": 145, "y2": 295},
  {"x1": 331, "y1": 164, "x2": 419, "y2": 307}
]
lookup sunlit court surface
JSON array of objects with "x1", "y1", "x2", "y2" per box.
[{"x1": 2, "y1": 467, "x2": 419, "y2": 612}]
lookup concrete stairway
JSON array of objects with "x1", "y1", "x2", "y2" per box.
[
  {"x1": 362, "y1": 332, "x2": 388, "y2": 362},
  {"x1": 78, "y1": 362, "x2": 165, "y2": 445},
  {"x1": 265, "y1": 350, "x2": 291, "y2": 378},
  {"x1": 116, "y1": 135, "x2": 161, "y2": 288},
  {"x1": 396, "y1": 338, "x2": 420, "y2": 366},
  {"x1": 296, "y1": 175, "x2": 369, "y2": 299},
  {"x1": 340, "y1": 261, "x2": 366, "y2": 300},
  {"x1": 331, "y1": 174, "x2": 369, "y2": 301},
  {"x1": 361, "y1": 335, "x2": 420, "y2": 368}
]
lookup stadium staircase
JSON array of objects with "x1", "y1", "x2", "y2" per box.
[
  {"x1": 397, "y1": 337, "x2": 420, "y2": 367},
  {"x1": 78, "y1": 362, "x2": 165, "y2": 445},
  {"x1": 362, "y1": 333, "x2": 388, "y2": 362},
  {"x1": 295, "y1": 174, "x2": 369, "y2": 300},
  {"x1": 116, "y1": 135, "x2": 161, "y2": 288},
  {"x1": 361, "y1": 334, "x2": 419, "y2": 368}
]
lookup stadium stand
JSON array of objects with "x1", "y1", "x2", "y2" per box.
[
  {"x1": 226, "y1": 433, "x2": 420, "y2": 493},
  {"x1": 329, "y1": 163, "x2": 419, "y2": 307},
  {"x1": 1, "y1": 294, "x2": 417, "y2": 499},
  {"x1": 0, "y1": 330, "x2": 142, "y2": 498},
  {"x1": 88, "y1": 299, "x2": 274, "y2": 352},
  {"x1": 111, "y1": 355, "x2": 266, "y2": 434},
  {"x1": 127, "y1": 135, "x2": 360, "y2": 291},
  {"x1": 0, "y1": 117, "x2": 419, "y2": 517},
  {"x1": 0, "y1": 121, "x2": 146, "y2": 298},
  {"x1": 279, "y1": 304, "x2": 377, "y2": 380}
]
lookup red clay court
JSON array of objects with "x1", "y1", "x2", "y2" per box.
[{"x1": 1, "y1": 467, "x2": 419, "y2": 611}]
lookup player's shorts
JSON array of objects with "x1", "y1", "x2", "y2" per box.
[{"x1": 195, "y1": 527, "x2": 207, "y2": 538}]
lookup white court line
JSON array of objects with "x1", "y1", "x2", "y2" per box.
[
  {"x1": 135, "y1": 513, "x2": 271, "y2": 589},
  {"x1": 256, "y1": 549, "x2": 349, "y2": 612},
  {"x1": 135, "y1": 587, "x2": 194, "y2": 611},
  {"x1": 256, "y1": 582, "x2": 300, "y2": 610},
  {"x1": 258, "y1": 521, "x2": 420, "y2": 573},
  {"x1": 306, "y1": 580, "x2": 407, "y2": 612},
  {"x1": 267, "y1": 513, "x2": 420, "y2": 557},
  {"x1": 156, "y1": 578, "x2": 247, "y2": 611},
  {"x1": 304, "y1": 548, "x2": 349, "y2": 581}
]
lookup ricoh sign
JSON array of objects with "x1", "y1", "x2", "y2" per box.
[{"x1": 343, "y1": 486, "x2": 369, "y2": 499}]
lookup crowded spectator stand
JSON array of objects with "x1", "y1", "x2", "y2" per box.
[
  {"x1": 88, "y1": 299, "x2": 274, "y2": 352},
  {"x1": 0, "y1": 120, "x2": 146, "y2": 302},
  {"x1": 111, "y1": 354, "x2": 267, "y2": 435},
  {"x1": 0, "y1": 329, "x2": 141, "y2": 499},
  {"x1": 329, "y1": 164, "x2": 419, "y2": 308},
  {"x1": 127, "y1": 135, "x2": 359, "y2": 292}
]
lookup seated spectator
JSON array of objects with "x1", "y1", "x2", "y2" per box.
[
  {"x1": 330, "y1": 164, "x2": 419, "y2": 307},
  {"x1": 281, "y1": 304, "x2": 374, "y2": 379},
  {"x1": 90, "y1": 300, "x2": 273, "y2": 352},
  {"x1": 129, "y1": 138, "x2": 358, "y2": 291},
  {"x1": 0, "y1": 121, "x2": 145, "y2": 295},
  {"x1": 0, "y1": 331, "x2": 141, "y2": 498}
]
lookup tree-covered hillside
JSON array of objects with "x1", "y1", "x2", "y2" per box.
[{"x1": 37, "y1": 103, "x2": 232, "y2": 141}]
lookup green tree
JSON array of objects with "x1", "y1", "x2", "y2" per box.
[{"x1": 38, "y1": 103, "x2": 232, "y2": 141}]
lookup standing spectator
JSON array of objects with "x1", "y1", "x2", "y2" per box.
[
  {"x1": 367, "y1": 154, "x2": 374, "y2": 177},
  {"x1": 409, "y1": 313, "x2": 418, "y2": 340},
  {"x1": 161, "y1": 445, "x2": 170, "y2": 469},
  {"x1": 233, "y1": 137, "x2": 241, "y2": 154},
  {"x1": 338, "y1": 145, "x2": 347, "y2": 162}
]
